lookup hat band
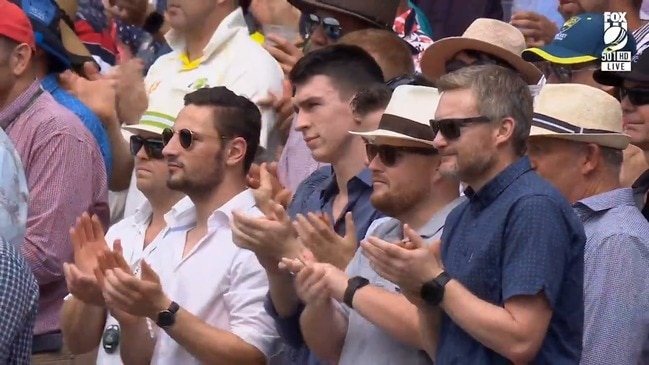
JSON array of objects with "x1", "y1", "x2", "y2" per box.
[
  {"x1": 139, "y1": 111, "x2": 176, "y2": 130},
  {"x1": 379, "y1": 114, "x2": 436, "y2": 141},
  {"x1": 532, "y1": 113, "x2": 616, "y2": 135}
]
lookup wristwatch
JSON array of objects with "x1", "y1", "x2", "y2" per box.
[
  {"x1": 420, "y1": 271, "x2": 452, "y2": 306},
  {"x1": 156, "y1": 301, "x2": 180, "y2": 328},
  {"x1": 343, "y1": 276, "x2": 370, "y2": 309}
]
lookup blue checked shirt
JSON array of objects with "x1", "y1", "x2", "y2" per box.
[
  {"x1": 0, "y1": 128, "x2": 39, "y2": 364},
  {"x1": 41, "y1": 74, "x2": 112, "y2": 176},
  {"x1": 573, "y1": 188, "x2": 649, "y2": 365}
]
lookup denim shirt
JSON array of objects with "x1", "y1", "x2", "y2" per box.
[
  {"x1": 265, "y1": 166, "x2": 384, "y2": 365},
  {"x1": 41, "y1": 74, "x2": 112, "y2": 176}
]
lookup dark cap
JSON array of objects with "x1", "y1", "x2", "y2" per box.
[
  {"x1": 593, "y1": 50, "x2": 649, "y2": 86},
  {"x1": 288, "y1": 0, "x2": 399, "y2": 30}
]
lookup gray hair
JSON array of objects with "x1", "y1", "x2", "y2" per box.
[{"x1": 436, "y1": 65, "x2": 533, "y2": 155}]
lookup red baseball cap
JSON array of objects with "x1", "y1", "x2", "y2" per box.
[{"x1": 0, "y1": 0, "x2": 35, "y2": 50}]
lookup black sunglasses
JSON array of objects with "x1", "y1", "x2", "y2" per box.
[
  {"x1": 445, "y1": 50, "x2": 515, "y2": 74},
  {"x1": 130, "y1": 135, "x2": 164, "y2": 159},
  {"x1": 429, "y1": 116, "x2": 492, "y2": 140},
  {"x1": 162, "y1": 128, "x2": 228, "y2": 150},
  {"x1": 618, "y1": 87, "x2": 649, "y2": 106},
  {"x1": 304, "y1": 13, "x2": 342, "y2": 40},
  {"x1": 365, "y1": 143, "x2": 437, "y2": 167}
]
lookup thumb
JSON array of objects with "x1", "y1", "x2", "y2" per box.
[
  {"x1": 282, "y1": 78, "x2": 293, "y2": 98},
  {"x1": 112, "y1": 239, "x2": 123, "y2": 255},
  {"x1": 276, "y1": 189, "x2": 292, "y2": 209},
  {"x1": 140, "y1": 261, "x2": 160, "y2": 283},
  {"x1": 83, "y1": 61, "x2": 101, "y2": 80},
  {"x1": 271, "y1": 201, "x2": 289, "y2": 223},
  {"x1": 343, "y1": 212, "x2": 356, "y2": 239},
  {"x1": 403, "y1": 224, "x2": 425, "y2": 249},
  {"x1": 259, "y1": 162, "x2": 272, "y2": 190}
]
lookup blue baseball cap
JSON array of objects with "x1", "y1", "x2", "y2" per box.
[
  {"x1": 522, "y1": 13, "x2": 637, "y2": 65},
  {"x1": 10, "y1": 0, "x2": 75, "y2": 72}
]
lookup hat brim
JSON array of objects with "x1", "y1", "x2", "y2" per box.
[
  {"x1": 32, "y1": 21, "x2": 71, "y2": 72},
  {"x1": 529, "y1": 126, "x2": 630, "y2": 150},
  {"x1": 122, "y1": 124, "x2": 166, "y2": 136},
  {"x1": 420, "y1": 37, "x2": 543, "y2": 85},
  {"x1": 288, "y1": 0, "x2": 388, "y2": 29},
  {"x1": 592, "y1": 67, "x2": 649, "y2": 87},
  {"x1": 60, "y1": 21, "x2": 91, "y2": 57},
  {"x1": 521, "y1": 45, "x2": 598, "y2": 65},
  {"x1": 350, "y1": 129, "x2": 436, "y2": 146}
]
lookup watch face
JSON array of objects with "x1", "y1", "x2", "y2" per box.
[
  {"x1": 420, "y1": 281, "x2": 443, "y2": 305},
  {"x1": 157, "y1": 310, "x2": 175, "y2": 327}
]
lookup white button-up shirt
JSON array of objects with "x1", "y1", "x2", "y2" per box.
[
  {"x1": 151, "y1": 189, "x2": 279, "y2": 364},
  {"x1": 96, "y1": 196, "x2": 194, "y2": 365}
]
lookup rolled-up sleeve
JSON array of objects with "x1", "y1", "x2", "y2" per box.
[{"x1": 225, "y1": 250, "x2": 280, "y2": 359}]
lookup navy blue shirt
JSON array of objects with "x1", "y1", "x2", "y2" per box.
[
  {"x1": 265, "y1": 166, "x2": 383, "y2": 365},
  {"x1": 437, "y1": 157, "x2": 585, "y2": 364}
]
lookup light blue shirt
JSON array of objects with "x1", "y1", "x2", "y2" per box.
[{"x1": 0, "y1": 128, "x2": 28, "y2": 247}]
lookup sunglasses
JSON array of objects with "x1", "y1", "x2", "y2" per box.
[
  {"x1": 541, "y1": 63, "x2": 599, "y2": 83},
  {"x1": 618, "y1": 87, "x2": 649, "y2": 106},
  {"x1": 162, "y1": 128, "x2": 228, "y2": 150},
  {"x1": 445, "y1": 51, "x2": 515, "y2": 74},
  {"x1": 429, "y1": 116, "x2": 492, "y2": 140},
  {"x1": 130, "y1": 135, "x2": 164, "y2": 159},
  {"x1": 365, "y1": 143, "x2": 437, "y2": 167},
  {"x1": 304, "y1": 14, "x2": 342, "y2": 40}
]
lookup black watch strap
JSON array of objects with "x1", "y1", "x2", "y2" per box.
[
  {"x1": 156, "y1": 301, "x2": 180, "y2": 328},
  {"x1": 434, "y1": 271, "x2": 452, "y2": 287},
  {"x1": 343, "y1": 276, "x2": 370, "y2": 309},
  {"x1": 142, "y1": 11, "x2": 165, "y2": 34}
]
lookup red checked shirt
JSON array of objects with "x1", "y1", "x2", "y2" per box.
[{"x1": 0, "y1": 80, "x2": 109, "y2": 335}]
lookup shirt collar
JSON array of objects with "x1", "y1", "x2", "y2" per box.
[
  {"x1": 321, "y1": 167, "x2": 373, "y2": 201},
  {"x1": 133, "y1": 201, "x2": 154, "y2": 225},
  {"x1": 163, "y1": 196, "x2": 195, "y2": 228},
  {"x1": 41, "y1": 74, "x2": 60, "y2": 93},
  {"x1": 573, "y1": 188, "x2": 636, "y2": 218},
  {"x1": 207, "y1": 188, "x2": 257, "y2": 228},
  {"x1": 465, "y1": 157, "x2": 532, "y2": 207},
  {"x1": 165, "y1": 7, "x2": 248, "y2": 71},
  {"x1": 0, "y1": 79, "x2": 43, "y2": 129}
]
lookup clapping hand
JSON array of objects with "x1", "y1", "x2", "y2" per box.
[{"x1": 293, "y1": 212, "x2": 357, "y2": 270}]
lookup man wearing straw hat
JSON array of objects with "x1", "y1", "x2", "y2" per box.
[
  {"x1": 419, "y1": 18, "x2": 543, "y2": 85},
  {"x1": 365, "y1": 65, "x2": 585, "y2": 363},
  {"x1": 288, "y1": 85, "x2": 463, "y2": 364},
  {"x1": 526, "y1": 83, "x2": 649, "y2": 365}
]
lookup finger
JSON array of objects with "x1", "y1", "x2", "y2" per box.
[
  {"x1": 231, "y1": 219, "x2": 258, "y2": 250},
  {"x1": 295, "y1": 214, "x2": 316, "y2": 238},
  {"x1": 69, "y1": 226, "x2": 81, "y2": 254},
  {"x1": 91, "y1": 214, "x2": 105, "y2": 240},
  {"x1": 276, "y1": 189, "x2": 293, "y2": 209},
  {"x1": 112, "y1": 268, "x2": 145, "y2": 293},
  {"x1": 93, "y1": 266, "x2": 106, "y2": 289},
  {"x1": 270, "y1": 201, "x2": 290, "y2": 224},
  {"x1": 81, "y1": 213, "x2": 94, "y2": 242},
  {"x1": 360, "y1": 240, "x2": 390, "y2": 265},
  {"x1": 280, "y1": 257, "x2": 305, "y2": 274},
  {"x1": 258, "y1": 162, "x2": 272, "y2": 191},
  {"x1": 104, "y1": 271, "x2": 135, "y2": 305},
  {"x1": 343, "y1": 212, "x2": 356, "y2": 239},
  {"x1": 83, "y1": 62, "x2": 101, "y2": 81},
  {"x1": 263, "y1": 45, "x2": 295, "y2": 65},
  {"x1": 306, "y1": 212, "x2": 331, "y2": 237},
  {"x1": 140, "y1": 261, "x2": 160, "y2": 283},
  {"x1": 510, "y1": 11, "x2": 540, "y2": 20},
  {"x1": 403, "y1": 225, "x2": 426, "y2": 249},
  {"x1": 257, "y1": 92, "x2": 278, "y2": 107},
  {"x1": 519, "y1": 27, "x2": 542, "y2": 39},
  {"x1": 74, "y1": 216, "x2": 88, "y2": 246},
  {"x1": 281, "y1": 78, "x2": 293, "y2": 99}
]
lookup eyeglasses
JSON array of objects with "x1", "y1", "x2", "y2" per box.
[
  {"x1": 445, "y1": 50, "x2": 515, "y2": 73},
  {"x1": 618, "y1": 87, "x2": 649, "y2": 106},
  {"x1": 365, "y1": 143, "x2": 437, "y2": 167},
  {"x1": 162, "y1": 128, "x2": 228, "y2": 149},
  {"x1": 304, "y1": 14, "x2": 342, "y2": 41},
  {"x1": 129, "y1": 135, "x2": 164, "y2": 159},
  {"x1": 429, "y1": 116, "x2": 492, "y2": 140}
]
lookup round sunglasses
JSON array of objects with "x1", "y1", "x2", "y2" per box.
[
  {"x1": 429, "y1": 116, "x2": 492, "y2": 140},
  {"x1": 618, "y1": 87, "x2": 649, "y2": 106},
  {"x1": 162, "y1": 128, "x2": 228, "y2": 149},
  {"x1": 303, "y1": 13, "x2": 342, "y2": 41},
  {"x1": 130, "y1": 135, "x2": 164, "y2": 159},
  {"x1": 365, "y1": 143, "x2": 437, "y2": 167}
]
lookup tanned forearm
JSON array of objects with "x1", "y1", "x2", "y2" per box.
[
  {"x1": 351, "y1": 286, "x2": 424, "y2": 349},
  {"x1": 417, "y1": 305, "x2": 442, "y2": 359},
  {"x1": 119, "y1": 318, "x2": 155, "y2": 365},
  {"x1": 104, "y1": 116, "x2": 134, "y2": 191},
  {"x1": 268, "y1": 272, "x2": 301, "y2": 317},
  {"x1": 60, "y1": 298, "x2": 106, "y2": 354},
  {"x1": 300, "y1": 300, "x2": 348, "y2": 363},
  {"x1": 161, "y1": 308, "x2": 266, "y2": 365}
]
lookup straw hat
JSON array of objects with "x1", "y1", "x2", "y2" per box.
[
  {"x1": 530, "y1": 84, "x2": 629, "y2": 150},
  {"x1": 420, "y1": 18, "x2": 542, "y2": 85},
  {"x1": 350, "y1": 85, "x2": 440, "y2": 146}
]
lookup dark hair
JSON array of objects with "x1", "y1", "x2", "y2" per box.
[
  {"x1": 351, "y1": 83, "x2": 393, "y2": 117},
  {"x1": 386, "y1": 73, "x2": 435, "y2": 89},
  {"x1": 184, "y1": 87, "x2": 261, "y2": 172},
  {"x1": 289, "y1": 44, "x2": 385, "y2": 100},
  {"x1": 339, "y1": 29, "x2": 415, "y2": 80}
]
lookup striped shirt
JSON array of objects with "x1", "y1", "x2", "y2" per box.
[
  {"x1": 0, "y1": 80, "x2": 109, "y2": 335},
  {"x1": 573, "y1": 188, "x2": 649, "y2": 365}
]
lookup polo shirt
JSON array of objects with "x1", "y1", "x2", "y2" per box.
[
  {"x1": 151, "y1": 190, "x2": 279, "y2": 364},
  {"x1": 437, "y1": 157, "x2": 585, "y2": 364},
  {"x1": 339, "y1": 196, "x2": 465, "y2": 365}
]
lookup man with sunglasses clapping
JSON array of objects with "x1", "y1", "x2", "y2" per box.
[
  {"x1": 290, "y1": 84, "x2": 463, "y2": 364},
  {"x1": 60, "y1": 100, "x2": 191, "y2": 365}
]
